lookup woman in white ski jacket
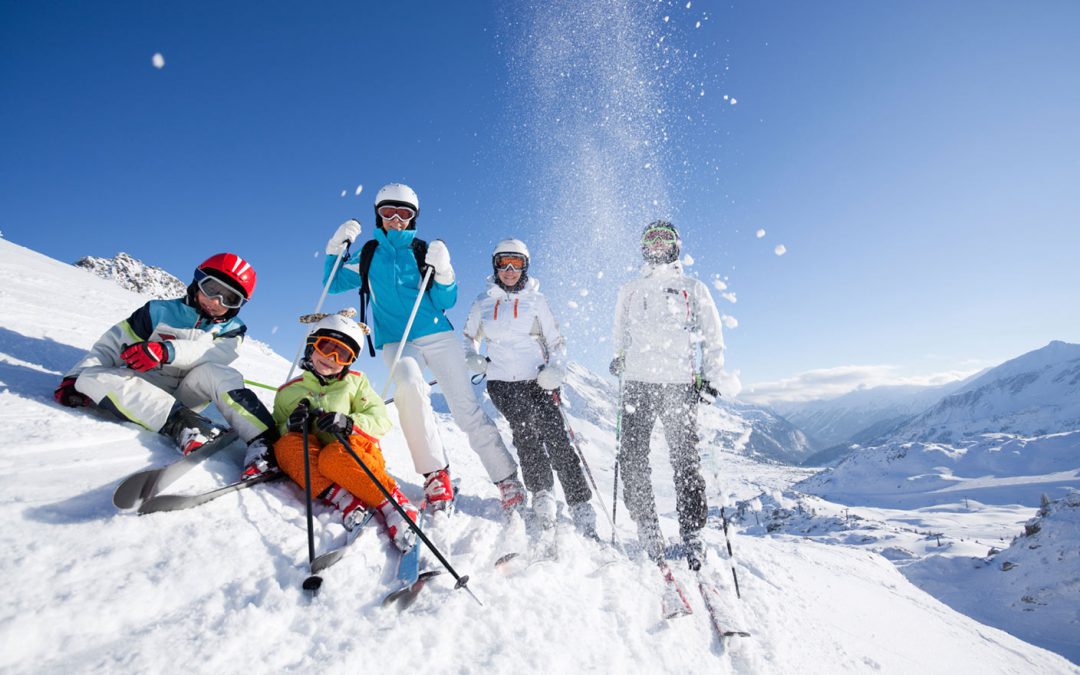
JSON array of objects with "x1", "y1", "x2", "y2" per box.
[
  {"x1": 464, "y1": 239, "x2": 598, "y2": 537},
  {"x1": 610, "y1": 220, "x2": 726, "y2": 571}
]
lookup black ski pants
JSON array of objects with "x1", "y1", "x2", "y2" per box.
[
  {"x1": 486, "y1": 379, "x2": 592, "y2": 505},
  {"x1": 618, "y1": 381, "x2": 707, "y2": 537}
]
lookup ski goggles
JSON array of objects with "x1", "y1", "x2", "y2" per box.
[
  {"x1": 196, "y1": 275, "x2": 246, "y2": 308},
  {"x1": 312, "y1": 335, "x2": 357, "y2": 366},
  {"x1": 377, "y1": 205, "x2": 416, "y2": 222},
  {"x1": 493, "y1": 254, "x2": 527, "y2": 272},
  {"x1": 642, "y1": 228, "x2": 677, "y2": 246}
]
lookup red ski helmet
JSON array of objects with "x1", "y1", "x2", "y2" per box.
[{"x1": 195, "y1": 253, "x2": 256, "y2": 300}]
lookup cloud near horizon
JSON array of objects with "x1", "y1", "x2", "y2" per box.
[{"x1": 740, "y1": 364, "x2": 980, "y2": 405}]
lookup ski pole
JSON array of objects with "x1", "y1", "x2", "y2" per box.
[
  {"x1": 243, "y1": 378, "x2": 277, "y2": 391},
  {"x1": 330, "y1": 429, "x2": 482, "y2": 607},
  {"x1": 285, "y1": 237, "x2": 354, "y2": 384},
  {"x1": 380, "y1": 265, "x2": 435, "y2": 399},
  {"x1": 720, "y1": 505, "x2": 743, "y2": 599},
  {"x1": 552, "y1": 390, "x2": 627, "y2": 556},
  {"x1": 297, "y1": 401, "x2": 323, "y2": 593}
]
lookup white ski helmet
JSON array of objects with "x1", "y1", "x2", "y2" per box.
[
  {"x1": 306, "y1": 314, "x2": 368, "y2": 362},
  {"x1": 374, "y1": 183, "x2": 420, "y2": 230},
  {"x1": 492, "y1": 238, "x2": 530, "y2": 264}
]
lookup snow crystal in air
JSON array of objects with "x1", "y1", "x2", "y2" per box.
[
  {"x1": 775, "y1": 244, "x2": 787, "y2": 256},
  {"x1": 271, "y1": 325, "x2": 279, "y2": 335},
  {"x1": 730, "y1": 98, "x2": 737, "y2": 105},
  {"x1": 579, "y1": 288, "x2": 589, "y2": 297},
  {"x1": 340, "y1": 190, "x2": 347, "y2": 197},
  {"x1": 756, "y1": 229, "x2": 766, "y2": 238},
  {"x1": 568, "y1": 300, "x2": 579, "y2": 309},
  {"x1": 712, "y1": 278, "x2": 728, "y2": 291},
  {"x1": 695, "y1": 21, "x2": 702, "y2": 28},
  {"x1": 721, "y1": 292, "x2": 737, "y2": 303},
  {"x1": 721, "y1": 315, "x2": 738, "y2": 329},
  {"x1": 663, "y1": 15, "x2": 670, "y2": 22},
  {"x1": 596, "y1": 271, "x2": 604, "y2": 280},
  {"x1": 152, "y1": 53, "x2": 165, "y2": 69},
  {"x1": 355, "y1": 184, "x2": 363, "y2": 196},
  {"x1": 682, "y1": 254, "x2": 694, "y2": 266}
]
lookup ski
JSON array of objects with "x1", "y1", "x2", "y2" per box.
[
  {"x1": 696, "y1": 576, "x2": 751, "y2": 638},
  {"x1": 383, "y1": 500, "x2": 451, "y2": 610},
  {"x1": 113, "y1": 430, "x2": 240, "y2": 510},
  {"x1": 137, "y1": 469, "x2": 285, "y2": 514},
  {"x1": 659, "y1": 562, "x2": 694, "y2": 620},
  {"x1": 309, "y1": 509, "x2": 377, "y2": 574}
]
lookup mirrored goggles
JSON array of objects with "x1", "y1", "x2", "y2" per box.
[
  {"x1": 377, "y1": 205, "x2": 416, "y2": 222},
  {"x1": 312, "y1": 335, "x2": 356, "y2": 366},
  {"x1": 493, "y1": 254, "x2": 527, "y2": 272},
  {"x1": 197, "y1": 275, "x2": 246, "y2": 308},
  {"x1": 642, "y1": 228, "x2": 677, "y2": 247}
]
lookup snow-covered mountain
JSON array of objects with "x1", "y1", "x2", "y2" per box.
[
  {"x1": 890, "y1": 341, "x2": 1080, "y2": 443},
  {"x1": 75, "y1": 251, "x2": 188, "y2": 299},
  {"x1": 2, "y1": 237, "x2": 1077, "y2": 672},
  {"x1": 773, "y1": 379, "x2": 970, "y2": 450}
]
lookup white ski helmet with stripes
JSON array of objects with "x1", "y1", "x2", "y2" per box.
[{"x1": 374, "y1": 183, "x2": 420, "y2": 231}]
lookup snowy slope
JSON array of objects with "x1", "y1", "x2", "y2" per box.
[{"x1": 0, "y1": 238, "x2": 1076, "y2": 673}]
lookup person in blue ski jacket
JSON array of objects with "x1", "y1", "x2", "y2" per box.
[{"x1": 321, "y1": 182, "x2": 526, "y2": 516}]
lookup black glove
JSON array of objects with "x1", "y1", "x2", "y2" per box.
[
  {"x1": 609, "y1": 356, "x2": 625, "y2": 376},
  {"x1": 315, "y1": 411, "x2": 353, "y2": 437},
  {"x1": 287, "y1": 400, "x2": 311, "y2": 433},
  {"x1": 54, "y1": 377, "x2": 89, "y2": 407},
  {"x1": 695, "y1": 376, "x2": 720, "y2": 403}
]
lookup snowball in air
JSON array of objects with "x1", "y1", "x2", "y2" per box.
[
  {"x1": 340, "y1": 190, "x2": 347, "y2": 197},
  {"x1": 712, "y1": 278, "x2": 728, "y2": 291},
  {"x1": 355, "y1": 184, "x2": 363, "y2": 196},
  {"x1": 721, "y1": 315, "x2": 738, "y2": 329},
  {"x1": 682, "y1": 254, "x2": 694, "y2": 266},
  {"x1": 721, "y1": 292, "x2": 737, "y2": 303},
  {"x1": 756, "y1": 229, "x2": 766, "y2": 238},
  {"x1": 774, "y1": 244, "x2": 787, "y2": 256},
  {"x1": 152, "y1": 53, "x2": 165, "y2": 69}
]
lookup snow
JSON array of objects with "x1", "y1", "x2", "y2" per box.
[
  {"x1": 756, "y1": 228, "x2": 766, "y2": 238},
  {"x1": 1, "y1": 239, "x2": 1077, "y2": 672},
  {"x1": 774, "y1": 244, "x2": 787, "y2": 256},
  {"x1": 151, "y1": 53, "x2": 164, "y2": 69}
]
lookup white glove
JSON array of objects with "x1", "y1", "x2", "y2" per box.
[
  {"x1": 466, "y1": 353, "x2": 489, "y2": 374},
  {"x1": 536, "y1": 364, "x2": 565, "y2": 391},
  {"x1": 326, "y1": 219, "x2": 361, "y2": 256},
  {"x1": 425, "y1": 239, "x2": 454, "y2": 284}
]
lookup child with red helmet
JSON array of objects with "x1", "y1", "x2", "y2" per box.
[{"x1": 54, "y1": 253, "x2": 278, "y2": 463}]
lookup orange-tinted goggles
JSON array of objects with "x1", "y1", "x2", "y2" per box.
[
  {"x1": 378, "y1": 205, "x2": 416, "y2": 221},
  {"x1": 494, "y1": 254, "x2": 527, "y2": 272},
  {"x1": 312, "y1": 336, "x2": 356, "y2": 365}
]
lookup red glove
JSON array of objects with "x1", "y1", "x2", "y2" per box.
[
  {"x1": 121, "y1": 341, "x2": 172, "y2": 372},
  {"x1": 54, "y1": 377, "x2": 90, "y2": 407}
]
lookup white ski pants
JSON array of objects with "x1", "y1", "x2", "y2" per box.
[
  {"x1": 74, "y1": 363, "x2": 268, "y2": 441},
  {"x1": 382, "y1": 331, "x2": 518, "y2": 483}
]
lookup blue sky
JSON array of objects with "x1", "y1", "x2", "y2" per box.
[{"x1": 3, "y1": 1, "x2": 1078, "y2": 402}]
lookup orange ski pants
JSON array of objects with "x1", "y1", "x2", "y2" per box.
[{"x1": 274, "y1": 431, "x2": 397, "y2": 508}]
